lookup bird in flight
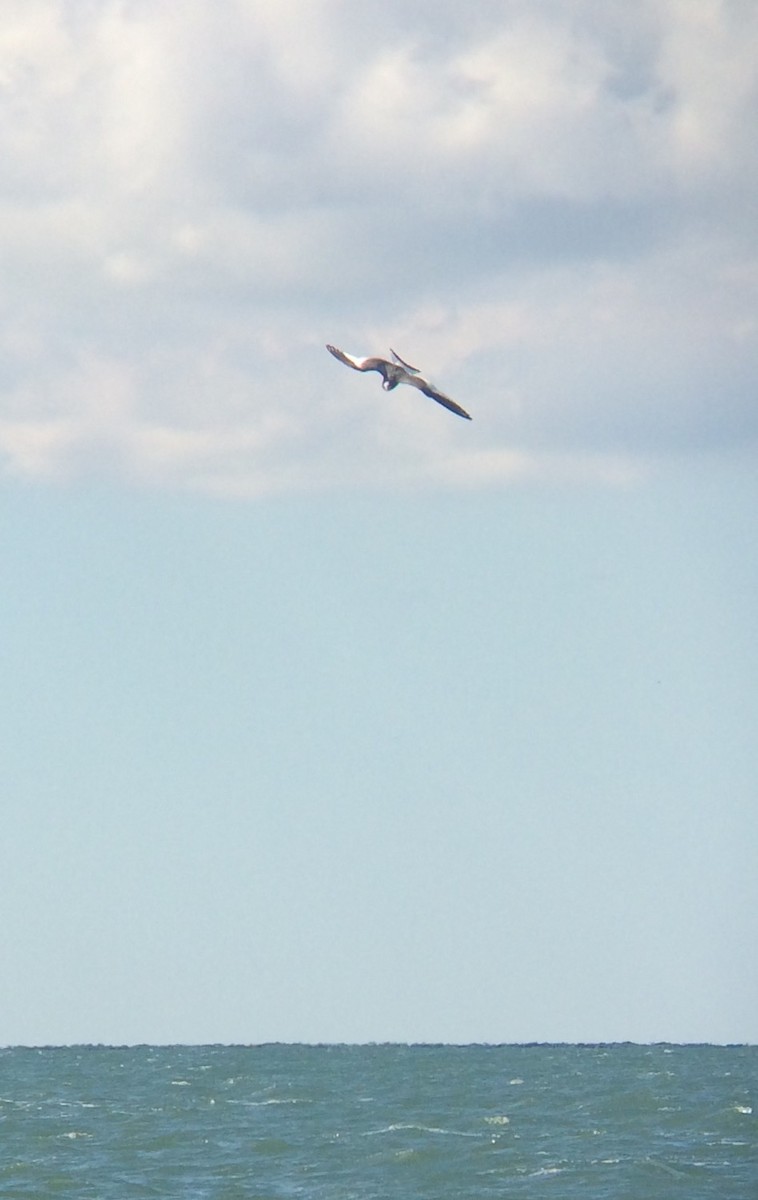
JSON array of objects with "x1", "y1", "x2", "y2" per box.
[{"x1": 326, "y1": 345, "x2": 472, "y2": 420}]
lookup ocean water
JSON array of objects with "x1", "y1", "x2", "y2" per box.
[{"x1": 0, "y1": 1043, "x2": 754, "y2": 1198}]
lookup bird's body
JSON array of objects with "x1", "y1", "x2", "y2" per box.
[{"x1": 326, "y1": 345, "x2": 472, "y2": 420}]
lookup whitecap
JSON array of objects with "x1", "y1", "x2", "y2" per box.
[{"x1": 363, "y1": 1123, "x2": 479, "y2": 1138}]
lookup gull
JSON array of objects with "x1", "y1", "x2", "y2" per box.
[{"x1": 326, "y1": 345, "x2": 472, "y2": 420}]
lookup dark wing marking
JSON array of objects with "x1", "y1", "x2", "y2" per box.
[
  {"x1": 413, "y1": 377, "x2": 472, "y2": 420},
  {"x1": 390, "y1": 348, "x2": 420, "y2": 374}
]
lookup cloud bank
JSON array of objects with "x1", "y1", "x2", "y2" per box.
[{"x1": 1, "y1": 0, "x2": 757, "y2": 494}]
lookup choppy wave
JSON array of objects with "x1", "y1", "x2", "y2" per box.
[{"x1": 0, "y1": 1044, "x2": 754, "y2": 1199}]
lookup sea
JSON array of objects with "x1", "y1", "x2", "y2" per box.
[{"x1": 0, "y1": 1043, "x2": 754, "y2": 1198}]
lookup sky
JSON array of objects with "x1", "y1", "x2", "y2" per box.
[{"x1": 1, "y1": 0, "x2": 756, "y2": 1046}]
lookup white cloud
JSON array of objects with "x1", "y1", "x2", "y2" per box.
[
  {"x1": 0, "y1": 0, "x2": 756, "y2": 496},
  {"x1": 658, "y1": 0, "x2": 758, "y2": 181}
]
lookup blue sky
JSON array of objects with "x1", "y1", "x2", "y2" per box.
[{"x1": 1, "y1": 0, "x2": 757, "y2": 1045}]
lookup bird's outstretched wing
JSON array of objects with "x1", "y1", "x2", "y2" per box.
[
  {"x1": 390, "y1": 349, "x2": 420, "y2": 374},
  {"x1": 412, "y1": 377, "x2": 472, "y2": 420},
  {"x1": 326, "y1": 345, "x2": 387, "y2": 372}
]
